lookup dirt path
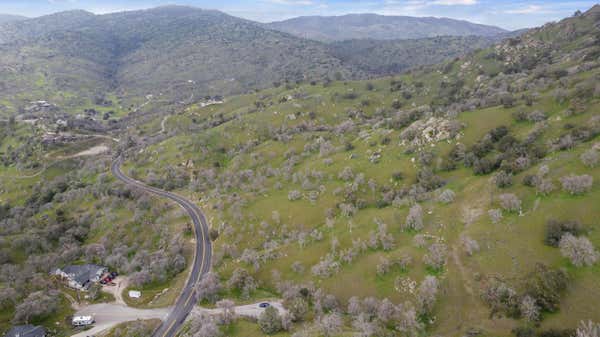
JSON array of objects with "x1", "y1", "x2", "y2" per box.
[
  {"x1": 70, "y1": 303, "x2": 171, "y2": 337},
  {"x1": 101, "y1": 277, "x2": 129, "y2": 306},
  {"x1": 160, "y1": 115, "x2": 170, "y2": 134},
  {"x1": 451, "y1": 245, "x2": 475, "y2": 296}
]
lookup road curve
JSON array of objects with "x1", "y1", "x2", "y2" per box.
[{"x1": 111, "y1": 157, "x2": 212, "y2": 337}]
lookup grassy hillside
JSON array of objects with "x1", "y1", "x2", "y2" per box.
[
  {"x1": 120, "y1": 6, "x2": 600, "y2": 337},
  {"x1": 0, "y1": 6, "x2": 504, "y2": 118}
]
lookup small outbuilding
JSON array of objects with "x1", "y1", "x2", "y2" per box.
[
  {"x1": 128, "y1": 290, "x2": 142, "y2": 298},
  {"x1": 4, "y1": 324, "x2": 46, "y2": 337}
]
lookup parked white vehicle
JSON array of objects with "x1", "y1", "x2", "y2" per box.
[{"x1": 72, "y1": 315, "x2": 94, "y2": 327}]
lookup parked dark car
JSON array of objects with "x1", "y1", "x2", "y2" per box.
[{"x1": 258, "y1": 302, "x2": 270, "y2": 308}]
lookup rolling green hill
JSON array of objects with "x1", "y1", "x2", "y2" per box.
[
  {"x1": 118, "y1": 5, "x2": 599, "y2": 336},
  {"x1": 0, "y1": 4, "x2": 599, "y2": 337},
  {"x1": 0, "y1": 6, "x2": 502, "y2": 117}
]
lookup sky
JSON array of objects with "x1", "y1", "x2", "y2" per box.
[{"x1": 0, "y1": 0, "x2": 597, "y2": 30}]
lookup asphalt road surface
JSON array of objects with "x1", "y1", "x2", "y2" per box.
[{"x1": 111, "y1": 157, "x2": 212, "y2": 337}]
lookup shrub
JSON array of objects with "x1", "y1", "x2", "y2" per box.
[
  {"x1": 424, "y1": 243, "x2": 447, "y2": 270},
  {"x1": 519, "y1": 295, "x2": 540, "y2": 322},
  {"x1": 493, "y1": 171, "x2": 513, "y2": 188},
  {"x1": 438, "y1": 189, "x2": 455, "y2": 204},
  {"x1": 498, "y1": 193, "x2": 521, "y2": 212},
  {"x1": 560, "y1": 174, "x2": 593, "y2": 195},
  {"x1": 288, "y1": 190, "x2": 302, "y2": 201},
  {"x1": 544, "y1": 219, "x2": 583, "y2": 247},
  {"x1": 404, "y1": 204, "x2": 424, "y2": 231},
  {"x1": 575, "y1": 320, "x2": 600, "y2": 337},
  {"x1": 580, "y1": 149, "x2": 598, "y2": 168},
  {"x1": 258, "y1": 306, "x2": 283, "y2": 334},
  {"x1": 460, "y1": 235, "x2": 480, "y2": 256},
  {"x1": 417, "y1": 275, "x2": 439, "y2": 315},
  {"x1": 489, "y1": 209, "x2": 503, "y2": 223},
  {"x1": 559, "y1": 234, "x2": 598, "y2": 267},
  {"x1": 524, "y1": 264, "x2": 568, "y2": 313}
]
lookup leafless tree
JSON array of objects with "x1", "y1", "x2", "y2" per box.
[
  {"x1": 424, "y1": 243, "x2": 447, "y2": 270},
  {"x1": 559, "y1": 234, "x2": 599, "y2": 267},
  {"x1": 519, "y1": 295, "x2": 539, "y2": 322},
  {"x1": 560, "y1": 174, "x2": 593, "y2": 195},
  {"x1": 498, "y1": 193, "x2": 521, "y2": 212},
  {"x1": 438, "y1": 189, "x2": 455, "y2": 204},
  {"x1": 216, "y1": 299, "x2": 236, "y2": 325},
  {"x1": 460, "y1": 235, "x2": 480, "y2": 256},
  {"x1": 404, "y1": 204, "x2": 423, "y2": 231},
  {"x1": 581, "y1": 149, "x2": 599, "y2": 168},
  {"x1": 196, "y1": 272, "x2": 222, "y2": 303},
  {"x1": 417, "y1": 276, "x2": 439, "y2": 315},
  {"x1": 189, "y1": 313, "x2": 220, "y2": 337},
  {"x1": 488, "y1": 209, "x2": 503, "y2": 224},
  {"x1": 576, "y1": 320, "x2": 600, "y2": 337},
  {"x1": 318, "y1": 312, "x2": 343, "y2": 337},
  {"x1": 288, "y1": 190, "x2": 302, "y2": 201}
]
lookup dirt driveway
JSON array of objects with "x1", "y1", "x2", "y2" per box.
[{"x1": 70, "y1": 303, "x2": 170, "y2": 337}]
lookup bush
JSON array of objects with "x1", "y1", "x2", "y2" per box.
[
  {"x1": 404, "y1": 204, "x2": 423, "y2": 231},
  {"x1": 288, "y1": 190, "x2": 302, "y2": 201},
  {"x1": 498, "y1": 193, "x2": 521, "y2": 212},
  {"x1": 559, "y1": 234, "x2": 598, "y2": 267},
  {"x1": 424, "y1": 243, "x2": 447, "y2": 270},
  {"x1": 580, "y1": 149, "x2": 598, "y2": 168},
  {"x1": 560, "y1": 174, "x2": 593, "y2": 195},
  {"x1": 524, "y1": 264, "x2": 568, "y2": 313},
  {"x1": 258, "y1": 306, "x2": 282, "y2": 334},
  {"x1": 494, "y1": 171, "x2": 513, "y2": 188},
  {"x1": 438, "y1": 189, "x2": 455, "y2": 204},
  {"x1": 544, "y1": 219, "x2": 583, "y2": 247}
]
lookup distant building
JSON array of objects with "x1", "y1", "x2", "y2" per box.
[
  {"x1": 4, "y1": 325, "x2": 46, "y2": 337},
  {"x1": 53, "y1": 264, "x2": 108, "y2": 291}
]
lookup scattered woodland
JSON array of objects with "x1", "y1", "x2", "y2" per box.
[{"x1": 0, "y1": 4, "x2": 599, "y2": 337}]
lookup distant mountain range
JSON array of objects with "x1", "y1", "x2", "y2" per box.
[
  {"x1": 0, "y1": 14, "x2": 27, "y2": 24},
  {"x1": 265, "y1": 14, "x2": 508, "y2": 42},
  {"x1": 0, "y1": 6, "x2": 510, "y2": 113}
]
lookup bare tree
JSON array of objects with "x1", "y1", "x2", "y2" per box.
[
  {"x1": 560, "y1": 174, "x2": 593, "y2": 195},
  {"x1": 404, "y1": 204, "x2": 423, "y2": 231},
  {"x1": 576, "y1": 320, "x2": 600, "y2": 337},
  {"x1": 580, "y1": 149, "x2": 599, "y2": 168},
  {"x1": 498, "y1": 193, "x2": 521, "y2": 212},
  {"x1": 424, "y1": 243, "x2": 447, "y2": 270},
  {"x1": 488, "y1": 209, "x2": 503, "y2": 224},
  {"x1": 438, "y1": 189, "x2": 455, "y2": 204},
  {"x1": 196, "y1": 272, "x2": 221, "y2": 303},
  {"x1": 460, "y1": 235, "x2": 480, "y2": 256},
  {"x1": 188, "y1": 313, "x2": 220, "y2": 337},
  {"x1": 519, "y1": 295, "x2": 539, "y2": 322},
  {"x1": 559, "y1": 234, "x2": 599, "y2": 267},
  {"x1": 216, "y1": 299, "x2": 236, "y2": 325},
  {"x1": 417, "y1": 276, "x2": 439, "y2": 315},
  {"x1": 13, "y1": 290, "x2": 60, "y2": 323},
  {"x1": 318, "y1": 312, "x2": 343, "y2": 337}
]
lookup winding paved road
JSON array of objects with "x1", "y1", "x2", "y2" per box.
[{"x1": 111, "y1": 157, "x2": 212, "y2": 337}]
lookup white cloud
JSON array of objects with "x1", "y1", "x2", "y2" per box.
[
  {"x1": 504, "y1": 4, "x2": 550, "y2": 14},
  {"x1": 265, "y1": 0, "x2": 315, "y2": 5},
  {"x1": 432, "y1": 0, "x2": 477, "y2": 5}
]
